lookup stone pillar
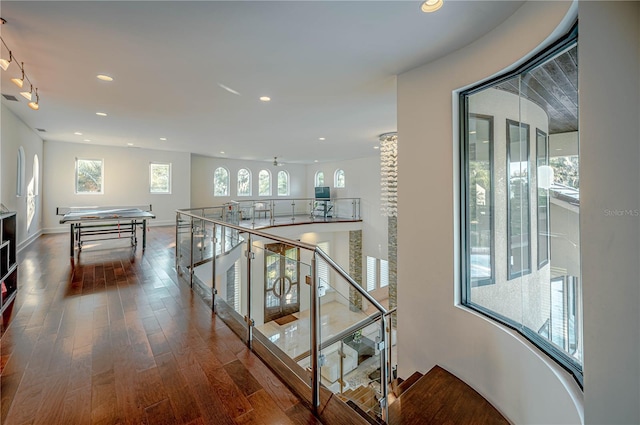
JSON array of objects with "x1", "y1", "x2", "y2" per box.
[
  {"x1": 349, "y1": 230, "x2": 363, "y2": 310},
  {"x1": 388, "y1": 216, "x2": 397, "y2": 327}
]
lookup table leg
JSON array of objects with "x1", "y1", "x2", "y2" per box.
[
  {"x1": 142, "y1": 219, "x2": 147, "y2": 251},
  {"x1": 69, "y1": 224, "x2": 74, "y2": 259}
]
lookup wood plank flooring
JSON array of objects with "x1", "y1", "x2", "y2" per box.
[{"x1": 0, "y1": 226, "x2": 322, "y2": 425}]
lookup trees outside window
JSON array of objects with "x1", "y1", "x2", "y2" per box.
[{"x1": 76, "y1": 158, "x2": 104, "y2": 194}]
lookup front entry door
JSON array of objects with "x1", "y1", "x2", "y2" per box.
[{"x1": 264, "y1": 243, "x2": 300, "y2": 323}]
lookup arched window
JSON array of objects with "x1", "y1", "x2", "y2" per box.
[
  {"x1": 214, "y1": 167, "x2": 230, "y2": 196},
  {"x1": 237, "y1": 168, "x2": 251, "y2": 196},
  {"x1": 334, "y1": 169, "x2": 345, "y2": 188},
  {"x1": 258, "y1": 170, "x2": 271, "y2": 196},
  {"x1": 277, "y1": 170, "x2": 289, "y2": 196},
  {"x1": 16, "y1": 147, "x2": 25, "y2": 197},
  {"x1": 33, "y1": 154, "x2": 39, "y2": 196},
  {"x1": 315, "y1": 171, "x2": 325, "y2": 187}
]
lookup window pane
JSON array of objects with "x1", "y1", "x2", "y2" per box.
[
  {"x1": 335, "y1": 169, "x2": 345, "y2": 188},
  {"x1": 238, "y1": 169, "x2": 251, "y2": 196},
  {"x1": 150, "y1": 163, "x2": 171, "y2": 193},
  {"x1": 468, "y1": 115, "x2": 493, "y2": 286},
  {"x1": 366, "y1": 256, "x2": 376, "y2": 292},
  {"x1": 214, "y1": 167, "x2": 229, "y2": 196},
  {"x1": 536, "y1": 129, "x2": 549, "y2": 267},
  {"x1": 315, "y1": 171, "x2": 324, "y2": 187},
  {"x1": 259, "y1": 170, "x2": 271, "y2": 196},
  {"x1": 380, "y1": 259, "x2": 389, "y2": 288},
  {"x1": 462, "y1": 40, "x2": 582, "y2": 382},
  {"x1": 277, "y1": 171, "x2": 289, "y2": 196},
  {"x1": 507, "y1": 119, "x2": 531, "y2": 278},
  {"x1": 76, "y1": 158, "x2": 103, "y2": 194}
]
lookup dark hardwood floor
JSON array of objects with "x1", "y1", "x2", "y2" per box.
[{"x1": 0, "y1": 226, "x2": 322, "y2": 425}]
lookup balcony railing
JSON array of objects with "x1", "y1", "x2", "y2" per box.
[{"x1": 175, "y1": 201, "x2": 394, "y2": 423}]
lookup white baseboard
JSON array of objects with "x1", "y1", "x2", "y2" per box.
[{"x1": 17, "y1": 229, "x2": 43, "y2": 253}]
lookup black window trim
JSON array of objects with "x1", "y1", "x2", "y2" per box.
[{"x1": 459, "y1": 22, "x2": 582, "y2": 388}]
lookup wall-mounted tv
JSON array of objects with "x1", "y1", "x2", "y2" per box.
[{"x1": 315, "y1": 186, "x2": 331, "y2": 199}]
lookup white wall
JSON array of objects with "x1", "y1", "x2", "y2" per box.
[
  {"x1": 307, "y1": 156, "x2": 388, "y2": 273},
  {"x1": 42, "y1": 140, "x2": 190, "y2": 232},
  {"x1": 580, "y1": 2, "x2": 640, "y2": 424},
  {"x1": 191, "y1": 154, "x2": 307, "y2": 208},
  {"x1": 1, "y1": 105, "x2": 44, "y2": 249},
  {"x1": 397, "y1": 1, "x2": 583, "y2": 424}
]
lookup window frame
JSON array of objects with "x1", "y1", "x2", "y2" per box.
[
  {"x1": 16, "y1": 147, "x2": 25, "y2": 197},
  {"x1": 214, "y1": 166, "x2": 230, "y2": 197},
  {"x1": 149, "y1": 162, "x2": 172, "y2": 194},
  {"x1": 459, "y1": 23, "x2": 582, "y2": 387},
  {"x1": 506, "y1": 119, "x2": 532, "y2": 280},
  {"x1": 75, "y1": 157, "x2": 104, "y2": 195}
]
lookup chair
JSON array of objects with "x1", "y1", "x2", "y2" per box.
[{"x1": 253, "y1": 202, "x2": 272, "y2": 220}]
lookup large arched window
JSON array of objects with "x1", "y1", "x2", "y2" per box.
[
  {"x1": 277, "y1": 170, "x2": 289, "y2": 196},
  {"x1": 258, "y1": 170, "x2": 271, "y2": 196},
  {"x1": 315, "y1": 171, "x2": 325, "y2": 187},
  {"x1": 214, "y1": 167, "x2": 230, "y2": 196},
  {"x1": 334, "y1": 169, "x2": 345, "y2": 188},
  {"x1": 16, "y1": 147, "x2": 25, "y2": 197},
  {"x1": 237, "y1": 168, "x2": 251, "y2": 196}
]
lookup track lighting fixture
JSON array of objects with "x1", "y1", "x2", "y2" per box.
[
  {"x1": 28, "y1": 89, "x2": 39, "y2": 110},
  {"x1": 1, "y1": 18, "x2": 41, "y2": 111},
  {"x1": 11, "y1": 62, "x2": 25, "y2": 88},
  {"x1": 20, "y1": 84, "x2": 34, "y2": 101}
]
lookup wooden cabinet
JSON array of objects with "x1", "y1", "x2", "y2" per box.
[{"x1": 0, "y1": 212, "x2": 17, "y2": 314}]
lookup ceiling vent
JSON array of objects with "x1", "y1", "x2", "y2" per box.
[
  {"x1": 36, "y1": 128, "x2": 46, "y2": 132},
  {"x1": 2, "y1": 94, "x2": 18, "y2": 101}
]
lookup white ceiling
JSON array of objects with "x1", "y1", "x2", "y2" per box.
[{"x1": 0, "y1": 1, "x2": 524, "y2": 164}]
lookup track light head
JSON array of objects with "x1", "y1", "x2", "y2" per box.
[
  {"x1": 28, "y1": 88, "x2": 39, "y2": 110},
  {"x1": 11, "y1": 62, "x2": 25, "y2": 88},
  {"x1": 20, "y1": 84, "x2": 33, "y2": 101},
  {"x1": 0, "y1": 51, "x2": 11, "y2": 71}
]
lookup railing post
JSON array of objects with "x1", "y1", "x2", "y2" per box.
[
  {"x1": 291, "y1": 200, "x2": 296, "y2": 221},
  {"x1": 246, "y1": 234, "x2": 253, "y2": 349},
  {"x1": 380, "y1": 315, "x2": 389, "y2": 423},
  {"x1": 175, "y1": 212, "x2": 180, "y2": 273},
  {"x1": 189, "y1": 217, "x2": 194, "y2": 288},
  {"x1": 311, "y1": 254, "x2": 320, "y2": 412},
  {"x1": 211, "y1": 223, "x2": 217, "y2": 313}
]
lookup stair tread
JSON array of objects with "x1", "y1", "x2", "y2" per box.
[{"x1": 394, "y1": 371, "x2": 423, "y2": 397}]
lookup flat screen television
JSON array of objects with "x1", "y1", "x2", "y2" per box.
[{"x1": 315, "y1": 186, "x2": 331, "y2": 199}]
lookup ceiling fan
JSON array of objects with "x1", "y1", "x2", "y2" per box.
[{"x1": 273, "y1": 157, "x2": 284, "y2": 166}]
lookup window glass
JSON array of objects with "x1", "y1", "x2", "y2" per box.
[
  {"x1": 277, "y1": 170, "x2": 289, "y2": 196},
  {"x1": 238, "y1": 169, "x2": 251, "y2": 196},
  {"x1": 150, "y1": 162, "x2": 171, "y2": 194},
  {"x1": 315, "y1": 171, "x2": 324, "y2": 187},
  {"x1": 334, "y1": 169, "x2": 345, "y2": 188},
  {"x1": 33, "y1": 154, "x2": 39, "y2": 196},
  {"x1": 258, "y1": 170, "x2": 271, "y2": 196},
  {"x1": 214, "y1": 167, "x2": 229, "y2": 196},
  {"x1": 461, "y1": 38, "x2": 581, "y2": 384},
  {"x1": 366, "y1": 256, "x2": 376, "y2": 292},
  {"x1": 76, "y1": 158, "x2": 104, "y2": 194}
]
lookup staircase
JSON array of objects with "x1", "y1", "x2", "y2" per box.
[
  {"x1": 339, "y1": 385, "x2": 381, "y2": 424},
  {"x1": 386, "y1": 365, "x2": 509, "y2": 425}
]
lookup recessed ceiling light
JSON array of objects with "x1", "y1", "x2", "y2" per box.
[
  {"x1": 259, "y1": 96, "x2": 271, "y2": 102},
  {"x1": 83, "y1": 139, "x2": 91, "y2": 142},
  {"x1": 74, "y1": 131, "x2": 83, "y2": 135},
  {"x1": 96, "y1": 112, "x2": 107, "y2": 116},
  {"x1": 97, "y1": 74, "x2": 113, "y2": 82},
  {"x1": 318, "y1": 137, "x2": 326, "y2": 141},
  {"x1": 421, "y1": 0, "x2": 443, "y2": 13},
  {"x1": 218, "y1": 83, "x2": 241, "y2": 96},
  {"x1": 374, "y1": 146, "x2": 380, "y2": 150},
  {"x1": 482, "y1": 140, "x2": 489, "y2": 144},
  {"x1": 469, "y1": 130, "x2": 477, "y2": 134},
  {"x1": 314, "y1": 160, "x2": 318, "y2": 163},
  {"x1": 160, "y1": 137, "x2": 167, "y2": 141},
  {"x1": 555, "y1": 148, "x2": 563, "y2": 151},
  {"x1": 127, "y1": 143, "x2": 134, "y2": 146},
  {"x1": 220, "y1": 151, "x2": 225, "y2": 154}
]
